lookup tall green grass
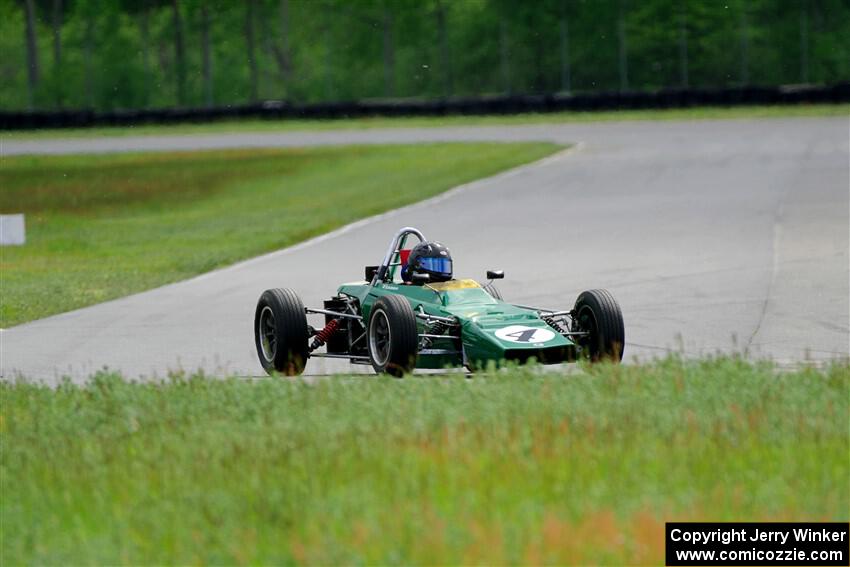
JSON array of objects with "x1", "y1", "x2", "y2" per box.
[
  {"x1": 2, "y1": 357, "x2": 847, "y2": 565},
  {"x1": 0, "y1": 143, "x2": 560, "y2": 326}
]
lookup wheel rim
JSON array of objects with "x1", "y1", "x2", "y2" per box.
[
  {"x1": 577, "y1": 305, "x2": 599, "y2": 358},
  {"x1": 369, "y1": 309, "x2": 392, "y2": 366},
  {"x1": 258, "y1": 306, "x2": 277, "y2": 362}
]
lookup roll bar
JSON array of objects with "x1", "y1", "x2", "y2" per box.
[{"x1": 370, "y1": 227, "x2": 426, "y2": 286}]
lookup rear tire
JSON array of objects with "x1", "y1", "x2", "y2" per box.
[
  {"x1": 573, "y1": 289, "x2": 625, "y2": 363},
  {"x1": 254, "y1": 288, "x2": 309, "y2": 375},
  {"x1": 368, "y1": 295, "x2": 418, "y2": 377}
]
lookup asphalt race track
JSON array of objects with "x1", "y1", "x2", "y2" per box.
[{"x1": 2, "y1": 117, "x2": 848, "y2": 382}]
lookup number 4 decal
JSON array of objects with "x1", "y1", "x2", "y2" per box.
[
  {"x1": 495, "y1": 325, "x2": 556, "y2": 344},
  {"x1": 505, "y1": 329, "x2": 539, "y2": 343}
]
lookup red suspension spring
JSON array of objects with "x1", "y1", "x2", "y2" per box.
[{"x1": 310, "y1": 318, "x2": 340, "y2": 350}]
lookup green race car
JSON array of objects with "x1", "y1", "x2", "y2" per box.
[{"x1": 254, "y1": 227, "x2": 624, "y2": 376}]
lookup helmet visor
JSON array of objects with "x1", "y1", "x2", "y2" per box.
[{"x1": 419, "y1": 257, "x2": 452, "y2": 276}]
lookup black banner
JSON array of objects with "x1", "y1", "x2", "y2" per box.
[
  {"x1": 666, "y1": 522, "x2": 849, "y2": 566},
  {"x1": 2, "y1": 83, "x2": 849, "y2": 130}
]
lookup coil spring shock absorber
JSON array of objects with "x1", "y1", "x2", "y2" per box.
[
  {"x1": 429, "y1": 320, "x2": 448, "y2": 336},
  {"x1": 542, "y1": 315, "x2": 567, "y2": 334},
  {"x1": 420, "y1": 320, "x2": 448, "y2": 349},
  {"x1": 310, "y1": 319, "x2": 340, "y2": 351}
]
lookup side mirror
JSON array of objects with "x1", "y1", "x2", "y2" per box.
[
  {"x1": 412, "y1": 273, "x2": 431, "y2": 284},
  {"x1": 365, "y1": 265, "x2": 378, "y2": 281},
  {"x1": 486, "y1": 270, "x2": 504, "y2": 280}
]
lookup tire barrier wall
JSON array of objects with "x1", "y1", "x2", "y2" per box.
[{"x1": 2, "y1": 83, "x2": 848, "y2": 130}]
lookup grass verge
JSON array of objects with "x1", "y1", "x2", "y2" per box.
[
  {"x1": 2, "y1": 104, "x2": 847, "y2": 140},
  {"x1": 1, "y1": 357, "x2": 847, "y2": 564},
  {"x1": 0, "y1": 142, "x2": 560, "y2": 326}
]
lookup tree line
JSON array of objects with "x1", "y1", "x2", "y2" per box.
[{"x1": 2, "y1": 0, "x2": 848, "y2": 112}]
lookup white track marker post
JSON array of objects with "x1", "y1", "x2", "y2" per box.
[{"x1": 0, "y1": 214, "x2": 26, "y2": 246}]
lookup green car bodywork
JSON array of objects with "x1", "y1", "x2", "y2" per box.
[{"x1": 338, "y1": 278, "x2": 576, "y2": 369}]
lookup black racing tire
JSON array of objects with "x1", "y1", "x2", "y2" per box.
[
  {"x1": 254, "y1": 288, "x2": 309, "y2": 376},
  {"x1": 573, "y1": 289, "x2": 625, "y2": 363},
  {"x1": 483, "y1": 282, "x2": 503, "y2": 301},
  {"x1": 367, "y1": 295, "x2": 419, "y2": 377}
]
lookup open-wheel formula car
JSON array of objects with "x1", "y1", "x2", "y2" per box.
[{"x1": 254, "y1": 227, "x2": 624, "y2": 376}]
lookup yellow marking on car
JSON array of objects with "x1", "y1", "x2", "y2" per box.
[{"x1": 427, "y1": 279, "x2": 481, "y2": 291}]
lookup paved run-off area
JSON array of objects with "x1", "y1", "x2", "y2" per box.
[{"x1": 1, "y1": 117, "x2": 847, "y2": 382}]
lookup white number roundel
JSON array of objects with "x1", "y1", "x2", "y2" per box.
[{"x1": 494, "y1": 325, "x2": 556, "y2": 344}]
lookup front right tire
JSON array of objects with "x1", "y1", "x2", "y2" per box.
[{"x1": 367, "y1": 295, "x2": 419, "y2": 377}]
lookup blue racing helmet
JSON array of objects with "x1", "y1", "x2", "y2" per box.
[{"x1": 404, "y1": 241, "x2": 453, "y2": 283}]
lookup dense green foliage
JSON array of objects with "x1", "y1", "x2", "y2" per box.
[
  {"x1": 2, "y1": 0, "x2": 849, "y2": 111},
  {"x1": 0, "y1": 142, "x2": 560, "y2": 326},
  {"x1": 2, "y1": 357, "x2": 847, "y2": 564}
]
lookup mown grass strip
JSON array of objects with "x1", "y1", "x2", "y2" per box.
[
  {"x1": 1, "y1": 357, "x2": 847, "y2": 565},
  {"x1": 3, "y1": 104, "x2": 848, "y2": 140},
  {"x1": 0, "y1": 142, "x2": 560, "y2": 326}
]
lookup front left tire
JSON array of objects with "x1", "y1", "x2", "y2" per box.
[
  {"x1": 254, "y1": 288, "x2": 309, "y2": 375},
  {"x1": 573, "y1": 289, "x2": 625, "y2": 363}
]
